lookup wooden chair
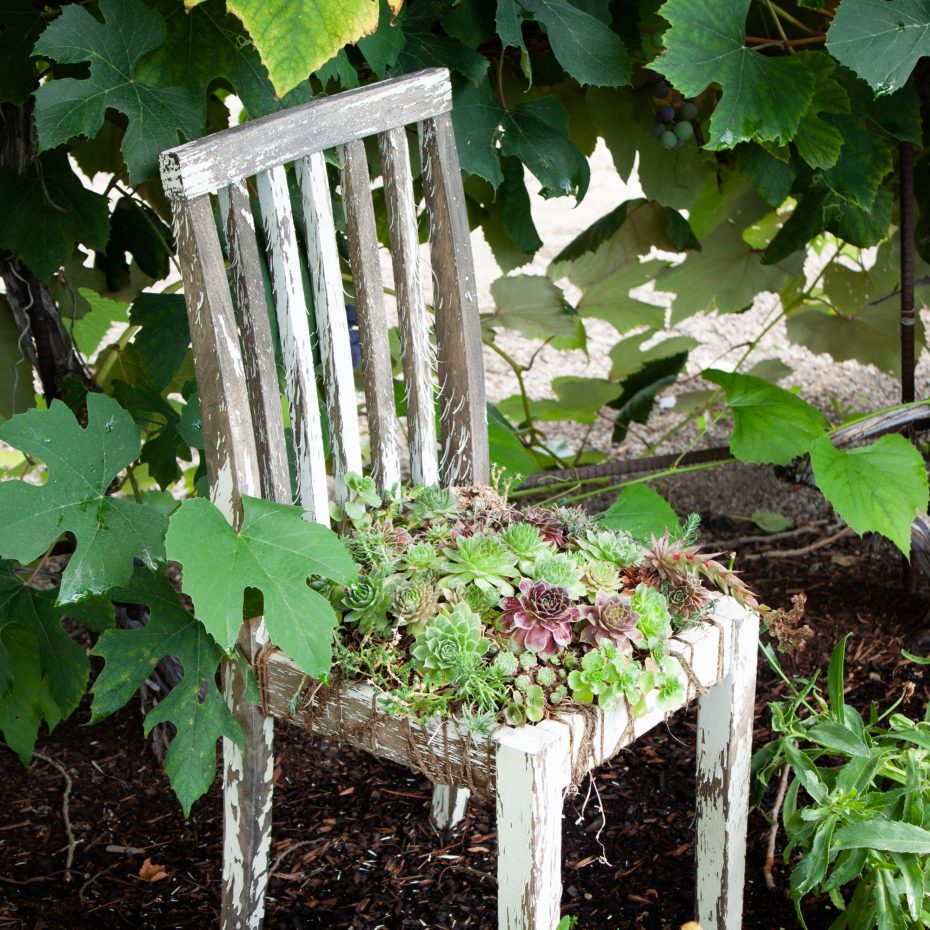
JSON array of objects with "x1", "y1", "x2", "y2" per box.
[{"x1": 160, "y1": 68, "x2": 758, "y2": 930}]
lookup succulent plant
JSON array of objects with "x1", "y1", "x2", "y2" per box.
[
  {"x1": 391, "y1": 580, "x2": 441, "y2": 634},
  {"x1": 518, "y1": 650, "x2": 539, "y2": 670},
  {"x1": 520, "y1": 506, "x2": 567, "y2": 548},
  {"x1": 401, "y1": 541, "x2": 441, "y2": 573},
  {"x1": 408, "y1": 486, "x2": 460, "y2": 522},
  {"x1": 443, "y1": 582, "x2": 500, "y2": 622},
  {"x1": 522, "y1": 684, "x2": 546, "y2": 721},
  {"x1": 501, "y1": 522, "x2": 551, "y2": 567},
  {"x1": 578, "y1": 590, "x2": 640, "y2": 652},
  {"x1": 663, "y1": 575, "x2": 711, "y2": 622},
  {"x1": 500, "y1": 578, "x2": 579, "y2": 655},
  {"x1": 630, "y1": 583, "x2": 673, "y2": 649},
  {"x1": 492, "y1": 650, "x2": 520, "y2": 676},
  {"x1": 654, "y1": 657, "x2": 685, "y2": 710},
  {"x1": 567, "y1": 646, "x2": 643, "y2": 709},
  {"x1": 576, "y1": 529, "x2": 643, "y2": 567},
  {"x1": 424, "y1": 521, "x2": 454, "y2": 545},
  {"x1": 340, "y1": 573, "x2": 393, "y2": 635},
  {"x1": 536, "y1": 666, "x2": 558, "y2": 687},
  {"x1": 552, "y1": 505, "x2": 598, "y2": 537},
  {"x1": 410, "y1": 604, "x2": 490, "y2": 686},
  {"x1": 580, "y1": 559, "x2": 623, "y2": 597},
  {"x1": 437, "y1": 533, "x2": 519, "y2": 596},
  {"x1": 529, "y1": 552, "x2": 586, "y2": 599},
  {"x1": 349, "y1": 526, "x2": 401, "y2": 569}
]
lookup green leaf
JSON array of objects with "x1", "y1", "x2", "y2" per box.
[
  {"x1": 810, "y1": 433, "x2": 928, "y2": 557},
  {"x1": 97, "y1": 196, "x2": 173, "y2": 287},
  {"x1": 487, "y1": 274, "x2": 578, "y2": 340},
  {"x1": 827, "y1": 0, "x2": 930, "y2": 96},
  {"x1": 793, "y1": 54, "x2": 851, "y2": 171},
  {"x1": 487, "y1": 403, "x2": 541, "y2": 479},
  {"x1": 791, "y1": 814, "x2": 837, "y2": 897},
  {"x1": 705, "y1": 369, "x2": 828, "y2": 466},
  {"x1": 784, "y1": 741, "x2": 828, "y2": 803},
  {"x1": 451, "y1": 78, "x2": 505, "y2": 187},
  {"x1": 225, "y1": 0, "x2": 387, "y2": 96},
  {"x1": 497, "y1": 0, "x2": 532, "y2": 80},
  {"x1": 827, "y1": 633, "x2": 851, "y2": 724},
  {"x1": 891, "y1": 852, "x2": 925, "y2": 920},
  {"x1": 0, "y1": 561, "x2": 92, "y2": 721},
  {"x1": 91, "y1": 567, "x2": 241, "y2": 815},
  {"x1": 71, "y1": 290, "x2": 128, "y2": 358},
  {"x1": 358, "y1": 0, "x2": 405, "y2": 79},
  {"x1": 608, "y1": 333, "x2": 698, "y2": 381},
  {"x1": 750, "y1": 510, "x2": 793, "y2": 533},
  {"x1": 0, "y1": 394, "x2": 168, "y2": 602},
  {"x1": 396, "y1": 27, "x2": 489, "y2": 86},
  {"x1": 834, "y1": 819, "x2": 930, "y2": 854},
  {"x1": 166, "y1": 496, "x2": 356, "y2": 676},
  {"x1": 500, "y1": 97, "x2": 590, "y2": 199},
  {"x1": 128, "y1": 293, "x2": 191, "y2": 391},
  {"x1": 0, "y1": 296, "x2": 35, "y2": 421},
  {"x1": 518, "y1": 0, "x2": 630, "y2": 87},
  {"x1": 0, "y1": 151, "x2": 109, "y2": 280},
  {"x1": 821, "y1": 114, "x2": 894, "y2": 210},
  {"x1": 0, "y1": 626, "x2": 61, "y2": 763},
  {"x1": 807, "y1": 721, "x2": 869, "y2": 757},
  {"x1": 0, "y1": 0, "x2": 44, "y2": 104},
  {"x1": 658, "y1": 0, "x2": 815, "y2": 149},
  {"x1": 599, "y1": 484, "x2": 679, "y2": 539},
  {"x1": 501, "y1": 377, "x2": 623, "y2": 425},
  {"x1": 33, "y1": 0, "x2": 202, "y2": 182},
  {"x1": 610, "y1": 353, "x2": 690, "y2": 441},
  {"x1": 734, "y1": 143, "x2": 796, "y2": 206},
  {"x1": 499, "y1": 157, "x2": 543, "y2": 253}
]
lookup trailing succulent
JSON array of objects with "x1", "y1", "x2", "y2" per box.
[{"x1": 328, "y1": 474, "x2": 760, "y2": 733}]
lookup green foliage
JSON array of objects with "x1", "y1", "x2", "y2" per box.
[
  {"x1": 410, "y1": 604, "x2": 490, "y2": 686},
  {"x1": 0, "y1": 394, "x2": 168, "y2": 602},
  {"x1": 598, "y1": 485, "x2": 679, "y2": 539},
  {"x1": 166, "y1": 496, "x2": 356, "y2": 676},
  {"x1": 754, "y1": 638, "x2": 930, "y2": 929}
]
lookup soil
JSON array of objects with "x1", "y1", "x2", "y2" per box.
[{"x1": 2, "y1": 496, "x2": 929, "y2": 930}]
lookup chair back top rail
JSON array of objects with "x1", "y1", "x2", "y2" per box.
[{"x1": 160, "y1": 68, "x2": 452, "y2": 200}]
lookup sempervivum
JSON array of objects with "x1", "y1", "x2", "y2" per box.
[
  {"x1": 664, "y1": 575, "x2": 711, "y2": 622},
  {"x1": 578, "y1": 590, "x2": 639, "y2": 653},
  {"x1": 520, "y1": 507, "x2": 567, "y2": 548},
  {"x1": 410, "y1": 604, "x2": 490, "y2": 686},
  {"x1": 499, "y1": 578, "x2": 579, "y2": 656},
  {"x1": 437, "y1": 533, "x2": 519, "y2": 596},
  {"x1": 391, "y1": 580, "x2": 441, "y2": 634}
]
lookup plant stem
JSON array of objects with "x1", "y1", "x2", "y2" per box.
[
  {"x1": 761, "y1": 1, "x2": 819, "y2": 34},
  {"x1": 900, "y1": 141, "x2": 916, "y2": 406},
  {"x1": 764, "y1": 0, "x2": 795, "y2": 53}
]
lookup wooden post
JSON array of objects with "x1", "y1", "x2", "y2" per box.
[
  {"x1": 495, "y1": 722, "x2": 570, "y2": 930},
  {"x1": 695, "y1": 600, "x2": 758, "y2": 930}
]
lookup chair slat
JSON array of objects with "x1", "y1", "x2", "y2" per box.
[
  {"x1": 341, "y1": 140, "x2": 402, "y2": 494},
  {"x1": 420, "y1": 113, "x2": 490, "y2": 486},
  {"x1": 379, "y1": 126, "x2": 439, "y2": 487},
  {"x1": 219, "y1": 180, "x2": 290, "y2": 505},
  {"x1": 295, "y1": 152, "x2": 363, "y2": 503},
  {"x1": 161, "y1": 69, "x2": 452, "y2": 200},
  {"x1": 255, "y1": 165, "x2": 330, "y2": 524}
]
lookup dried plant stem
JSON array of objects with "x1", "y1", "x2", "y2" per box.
[
  {"x1": 33, "y1": 753, "x2": 76, "y2": 881},
  {"x1": 764, "y1": 764, "x2": 791, "y2": 890}
]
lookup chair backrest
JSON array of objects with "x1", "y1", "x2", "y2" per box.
[{"x1": 159, "y1": 68, "x2": 489, "y2": 526}]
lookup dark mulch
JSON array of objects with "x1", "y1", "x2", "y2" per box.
[{"x1": 1, "y1": 520, "x2": 928, "y2": 930}]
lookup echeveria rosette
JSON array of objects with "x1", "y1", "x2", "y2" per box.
[
  {"x1": 437, "y1": 533, "x2": 519, "y2": 596},
  {"x1": 578, "y1": 590, "x2": 639, "y2": 653},
  {"x1": 443, "y1": 582, "x2": 500, "y2": 623},
  {"x1": 410, "y1": 603, "x2": 490, "y2": 687},
  {"x1": 408, "y1": 486, "x2": 460, "y2": 523},
  {"x1": 339, "y1": 572, "x2": 393, "y2": 636},
  {"x1": 580, "y1": 559, "x2": 623, "y2": 597},
  {"x1": 529, "y1": 551, "x2": 586, "y2": 599},
  {"x1": 500, "y1": 578, "x2": 579, "y2": 656},
  {"x1": 391, "y1": 580, "x2": 440, "y2": 634},
  {"x1": 631, "y1": 583, "x2": 673, "y2": 650},
  {"x1": 575, "y1": 529, "x2": 643, "y2": 567},
  {"x1": 664, "y1": 575, "x2": 711, "y2": 623},
  {"x1": 400, "y1": 541, "x2": 441, "y2": 574},
  {"x1": 501, "y1": 522, "x2": 552, "y2": 570}
]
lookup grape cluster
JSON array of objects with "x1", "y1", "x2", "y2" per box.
[
  {"x1": 643, "y1": 70, "x2": 698, "y2": 151},
  {"x1": 346, "y1": 303, "x2": 361, "y2": 368}
]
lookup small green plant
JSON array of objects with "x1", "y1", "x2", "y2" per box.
[
  {"x1": 410, "y1": 604, "x2": 490, "y2": 687},
  {"x1": 753, "y1": 636, "x2": 930, "y2": 930}
]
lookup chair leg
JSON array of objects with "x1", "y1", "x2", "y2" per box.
[
  {"x1": 495, "y1": 723, "x2": 570, "y2": 930},
  {"x1": 695, "y1": 603, "x2": 759, "y2": 930},
  {"x1": 221, "y1": 659, "x2": 275, "y2": 930},
  {"x1": 430, "y1": 785, "x2": 469, "y2": 831}
]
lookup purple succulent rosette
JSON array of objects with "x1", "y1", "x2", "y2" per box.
[
  {"x1": 499, "y1": 578, "x2": 579, "y2": 655},
  {"x1": 578, "y1": 590, "x2": 640, "y2": 653}
]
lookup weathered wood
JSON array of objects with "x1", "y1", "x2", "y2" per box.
[
  {"x1": 342, "y1": 139, "x2": 401, "y2": 494},
  {"x1": 494, "y1": 721, "x2": 570, "y2": 930},
  {"x1": 295, "y1": 152, "x2": 363, "y2": 503},
  {"x1": 420, "y1": 112, "x2": 489, "y2": 485},
  {"x1": 167, "y1": 193, "x2": 273, "y2": 930},
  {"x1": 219, "y1": 180, "x2": 290, "y2": 505},
  {"x1": 695, "y1": 599, "x2": 758, "y2": 930},
  {"x1": 379, "y1": 126, "x2": 439, "y2": 487},
  {"x1": 430, "y1": 785, "x2": 469, "y2": 831},
  {"x1": 160, "y1": 69, "x2": 452, "y2": 199},
  {"x1": 255, "y1": 165, "x2": 330, "y2": 524}
]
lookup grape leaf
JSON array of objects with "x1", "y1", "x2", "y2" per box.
[
  {"x1": 497, "y1": 0, "x2": 532, "y2": 80},
  {"x1": 500, "y1": 97, "x2": 590, "y2": 199},
  {"x1": 128, "y1": 294, "x2": 191, "y2": 392},
  {"x1": 659, "y1": 0, "x2": 815, "y2": 149},
  {"x1": 486, "y1": 274, "x2": 578, "y2": 340},
  {"x1": 0, "y1": 393, "x2": 168, "y2": 603},
  {"x1": 166, "y1": 497, "x2": 356, "y2": 676},
  {"x1": 610, "y1": 353, "x2": 690, "y2": 441},
  {"x1": 357, "y1": 0, "x2": 406, "y2": 78},
  {"x1": 792, "y1": 54, "x2": 850, "y2": 171},
  {"x1": 71, "y1": 291, "x2": 128, "y2": 358},
  {"x1": 396, "y1": 27, "x2": 489, "y2": 85},
  {"x1": 498, "y1": 377, "x2": 622, "y2": 424},
  {"x1": 0, "y1": 627, "x2": 60, "y2": 763},
  {"x1": 827, "y1": 0, "x2": 930, "y2": 96},
  {"x1": 0, "y1": 296, "x2": 34, "y2": 421},
  {"x1": 225, "y1": 0, "x2": 396, "y2": 96},
  {"x1": 451, "y1": 78, "x2": 505, "y2": 187},
  {"x1": 608, "y1": 333, "x2": 698, "y2": 381},
  {"x1": 487, "y1": 403, "x2": 541, "y2": 478},
  {"x1": 821, "y1": 114, "x2": 893, "y2": 210},
  {"x1": 0, "y1": 0, "x2": 44, "y2": 104},
  {"x1": 599, "y1": 484, "x2": 679, "y2": 539},
  {"x1": 705, "y1": 369, "x2": 828, "y2": 466},
  {"x1": 499, "y1": 157, "x2": 543, "y2": 253},
  {"x1": 0, "y1": 562, "x2": 94, "y2": 722},
  {"x1": 733, "y1": 144, "x2": 796, "y2": 207},
  {"x1": 518, "y1": 0, "x2": 630, "y2": 87},
  {"x1": 810, "y1": 434, "x2": 928, "y2": 557},
  {"x1": 0, "y1": 151, "x2": 109, "y2": 281},
  {"x1": 32, "y1": 0, "x2": 202, "y2": 183},
  {"x1": 91, "y1": 567, "x2": 242, "y2": 814}
]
